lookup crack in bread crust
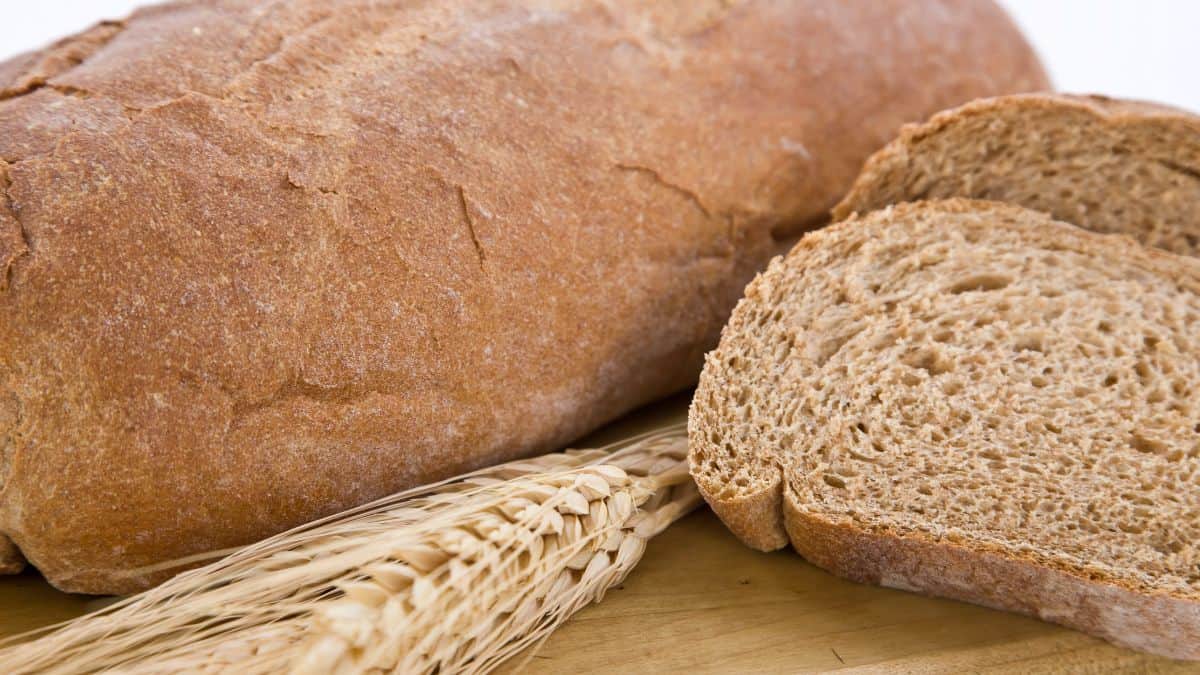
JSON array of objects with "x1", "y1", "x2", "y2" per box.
[
  {"x1": 0, "y1": 21, "x2": 126, "y2": 103},
  {"x1": 0, "y1": 161, "x2": 29, "y2": 292}
]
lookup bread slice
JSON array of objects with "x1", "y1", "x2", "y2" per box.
[
  {"x1": 832, "y1": 94, "x2": 1200, "y2": 256},
  {"x1": 688, "y1": 199, "x2": 1200, "y2": 659}
]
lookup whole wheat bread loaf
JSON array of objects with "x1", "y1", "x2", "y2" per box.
[
  {"x1": 832, "y1": 94, "x2": 1200, "y2": 255},
  {"x1": 0, "y1": 1, "x2": 1047, "y2": 593},
  {"x1": 689, "y1": 200, "x2": 1200, "y2": 660}
]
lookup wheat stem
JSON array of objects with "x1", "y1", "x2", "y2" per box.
[{"x1": 0, "y1": 424, "x2": 697, "y2": 674}]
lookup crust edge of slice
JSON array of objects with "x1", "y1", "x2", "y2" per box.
[
  {"x1": 687, "y1": 401, "x2": 787, "y2": 551},
  {"x1": 783, "y1": 486, "x2": 1200, "y2": 660}
]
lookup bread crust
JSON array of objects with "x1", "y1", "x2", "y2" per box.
[
  {"x1": 0, "y1": 0, "x2": 1046, "y2": 593},
  {"x1": 783, "y1": 486, "x2": 1200, "y2": 661}
]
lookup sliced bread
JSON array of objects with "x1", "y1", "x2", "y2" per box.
[
  {"x1": 688, "y1": 199, "x2": 1200, "y2": 659},
  {"x1": 832, "y1": 94, "x2": 1200, "y2": 256}
]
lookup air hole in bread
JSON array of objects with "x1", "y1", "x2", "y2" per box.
[
  {"x1": 1015, "y1": 333, "x2": 1045, "y2": 353},
  {"x1": 823, "y1": 474, "x2": 846, "y2": 489},
  {"x1": 1130, "y1": 433, "x2": 1167, "y2": 455},
  {"x1": 1134, "y1": 361, "x2": 1154, "y2": 386},
  {"x1": 773, "y1": 340, "x2": 791, "y2": 364},
  {"x1": 872, "y1": 330, "x2": 898, "y2": 350},
  {"x1": 947, "y1": 273, "x2": 1012, "y2": 294},
  {"x1": 903, "y1": 348, "x2": 953, "y2": 376}
]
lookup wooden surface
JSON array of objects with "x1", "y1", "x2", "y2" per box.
[
  {"x1": 0, "y1": 393, "x2": 1196, "y2": 673},
  {"x1": 516, "y1": 509, "x2": 1193, "y2": 673}
]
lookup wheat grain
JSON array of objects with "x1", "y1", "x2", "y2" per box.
[{"x1": 0, "y1": 424, "x2": 698, "y2": 674}]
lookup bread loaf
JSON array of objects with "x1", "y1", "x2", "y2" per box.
[
  {"x1": 0, "y1": 0, "x2": 1046, "y2": 593},
  {"x1": 833, "y1": 94, "x2": 1200, "y2": 255},
  {"x1": 689, "y1": 200, "x2": 1200, "y2": 659}
]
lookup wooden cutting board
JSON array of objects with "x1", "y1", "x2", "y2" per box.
[
  {"x1": 0, "y1": 394, "x2": 1194, "y2": 673},
  {"x1": 515, "y1": 509, "x2": 1193, "y2": 673}
]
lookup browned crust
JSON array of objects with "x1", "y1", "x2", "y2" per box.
[
  {"x1": 831, "y1": 92, "x2": 1200, "y2": 222},
  {"x1": 782, "y1": 485, "x2": 1200, "y2": 661},
  {"x1": 0, "y1": 0, "x2": 1047, "y2": 594},
  {"x1": 695, "y1": 481, "x2": 787, "y2": 552},
  {"x1": 688, "y1": 410, "x2": 787, "y2": 551}
]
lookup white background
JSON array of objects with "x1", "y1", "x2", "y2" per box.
[{"x1": 1, "y1": 0, "x2": 1198, "y2": 112}]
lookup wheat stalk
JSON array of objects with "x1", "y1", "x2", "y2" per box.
[{"x1": 0, "y1": 424, "x2": 698, "y2": 674}]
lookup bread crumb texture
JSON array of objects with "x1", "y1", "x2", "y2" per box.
[
  {"x1": 690, "y1": 199, "x2": 1200, "y2": 658},
  {"x1": 833, "y1": 94, "x2": 1200, "y2": 256}
]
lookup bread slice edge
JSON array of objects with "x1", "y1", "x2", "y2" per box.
[
  {"x1": 782, "y1": 480, "x2": 1200, "y2": 660},
  {"x1": 687, "y1": 401, "x2": 789, "y2": 551}
]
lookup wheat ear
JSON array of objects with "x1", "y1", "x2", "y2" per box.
[{"x1": 0, "y1": 424, "x2": 698, "y2": 674}]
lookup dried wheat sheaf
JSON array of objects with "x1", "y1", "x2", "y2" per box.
[{"x1": 0, "y1": 424, "x2": 698, "y2": 674}]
